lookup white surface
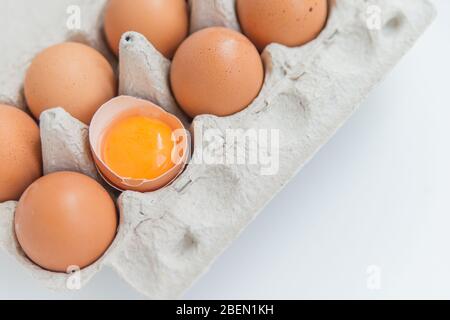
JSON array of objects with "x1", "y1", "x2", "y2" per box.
[{"x1": 0, "y1": 0, "x2": 449, "y2": 299}]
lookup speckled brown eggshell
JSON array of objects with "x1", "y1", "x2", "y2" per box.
[
  {"x1": 24, "y1": 42, "x2": 117, "y2": 125},
  {"x1": 15, "y1": 171, "x2": 118, "y2": 273},
  {"x1": 237, "y1": 0, "x2": 329, "y2": 51},
  {"x1": 104, "y1": 0, "x2": 189, "y2": 59},
  {"x1": 0, "y1": 104, "x2": 42, "y2": 203},
  {"x1": 170, "y1": 27, "x2": 264, "y2": 118}
]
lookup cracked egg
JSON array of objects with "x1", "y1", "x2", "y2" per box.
[{"x1": 89, "y1": 96, "x2": 190, "y2": 192}]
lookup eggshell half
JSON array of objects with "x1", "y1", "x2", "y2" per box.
[{"x1": 89, "y1": 96, "x2": 189, "y2": 192}]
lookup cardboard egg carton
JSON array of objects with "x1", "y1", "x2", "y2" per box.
[{"x1": 0, "y1": 0, "x2": 435, "y2": 299}]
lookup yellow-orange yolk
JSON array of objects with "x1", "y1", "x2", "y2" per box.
[{"x1": 102, "y1": 116, "x2": 175, "y2": 180}]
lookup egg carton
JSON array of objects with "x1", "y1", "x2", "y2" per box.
[{"x1": 0, "y1": 0, "x2": 435, "y2": 299}]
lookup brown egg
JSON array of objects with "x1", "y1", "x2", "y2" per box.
[
  {"x1": 104, "y1": 0, "x2": 189, "y2": 59},
  {"x1": 170, "y1": 27, "x2": 264, "y2": 118},
  {"x1": 15, "y1": 172, "x2": 118, "y2": 273},
  {"x1": 24, "y1": 42, "x2": 117, "y2": 124},
  {"x1": 237, "y1": 0, "x2": 329, "y2": 51},
  {"x1": 0, "y1": 104, "x2": 42, "y2": 202}
]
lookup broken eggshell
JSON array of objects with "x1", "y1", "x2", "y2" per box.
[{"x1": 89, "y1": 96, "x2": 190, "y2": 192}]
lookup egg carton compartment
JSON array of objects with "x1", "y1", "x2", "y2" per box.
[{"x1": 0, "y1": 0, "x2": 435, "y2": 299}]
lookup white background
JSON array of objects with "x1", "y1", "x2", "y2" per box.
[{"x1": 1, "y1": 0, "x2": 449, "y2": 299}]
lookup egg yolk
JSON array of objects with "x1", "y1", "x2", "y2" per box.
[{"x1": 102, "y1": 116, "x2": 175, "y2": 180}]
